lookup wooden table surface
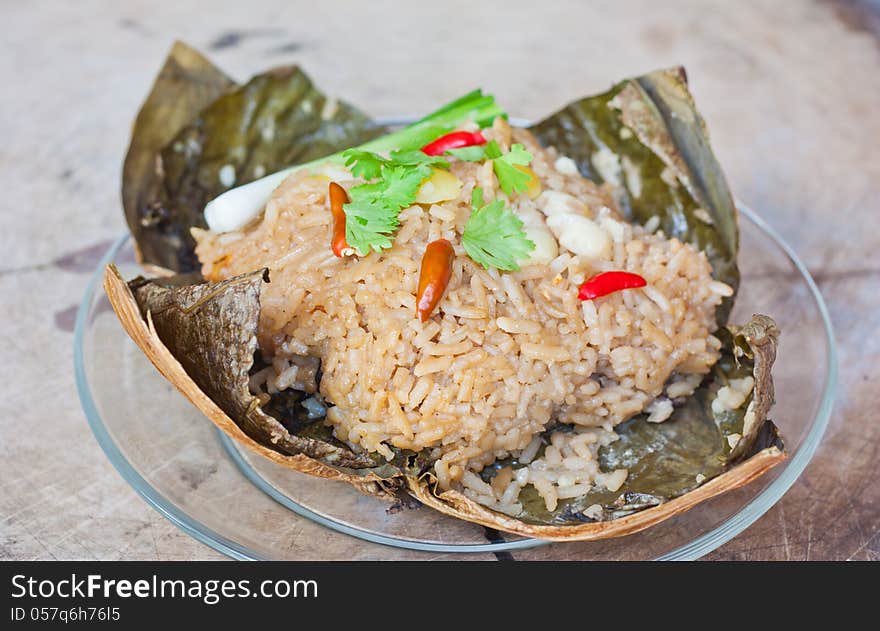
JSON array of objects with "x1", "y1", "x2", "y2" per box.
[{"x1": 2, "y1": 0, "x2": 877, "y2": 561}]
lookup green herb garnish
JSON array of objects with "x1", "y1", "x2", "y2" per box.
[
  {"x1": 462, "y1": 187, "x2": 534, "y2": 271},
  {"x1": 446, "y1": 145, "x2": 488, "y2": 161},
  {"x1": 342, "y1": 149, "x2": 448, "y2": 179},
  {"x1": 487, "y1": 141, "x2": 534, "y2": 196},
  {"x1": 445, "y1": 140, "x2": 534, "y2": 197},
  {"x1": 341, "y1": 150, "x2": 441, "y2": 255},
  {"x1": 204, "y1": 89, "x2": 506, "y2": 234}
]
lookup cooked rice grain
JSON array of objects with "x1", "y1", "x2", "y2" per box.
[{"x1": 194, "y1": 121, "x2": 724, "y2": 512}]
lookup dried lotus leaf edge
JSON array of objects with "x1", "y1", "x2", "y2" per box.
[
  {"x1": 106, "y1": 262, "x2": 786, "y2": 540},
  {"x1": 123, "y1": 42, "x2": 235, "y2": 274},
  {"x1": 406, "y1": 447, "x2": 785, "y2": 541},
  {"x1": 103, "y1": 263, "x2": 400, "y2": 499},
  {"x1": 407, "y1": 315, "x2": 786, "y2": 539},
  {"x1": 111, "y1": 51, "x2": 785, "y2": 539}
]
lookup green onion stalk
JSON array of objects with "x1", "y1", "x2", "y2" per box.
[{"x1": 204, "y1": 90, "x2": 505, "y2": 232}]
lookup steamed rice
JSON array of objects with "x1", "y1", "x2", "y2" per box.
[{"x1": 193, "y1": 120, "x2": 727, "y2": 515}]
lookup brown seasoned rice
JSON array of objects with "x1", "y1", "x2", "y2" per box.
[{"x1": 193, "y1": 119, "x2": 728, "y2": 515}]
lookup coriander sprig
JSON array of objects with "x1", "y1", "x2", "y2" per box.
[
  {"x1": 204, "y1": 89, "x2": 505, "y2": 233},
  {"x1": 447, "y1": 140, "x2": 534, "y2": 197},
  {"x1": 341, "y1": 150, "x2": 440, "y2": 255},
  {"x1": 486, "y1": 141, "x2": 534, "y2": 197},
  {"x1": 462, "y1": 187, "x2": 534, "y2": 271}
]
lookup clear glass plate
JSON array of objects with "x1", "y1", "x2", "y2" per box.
[{"x1": 75, "y1": 203, "x2": 836, "y2": 559}]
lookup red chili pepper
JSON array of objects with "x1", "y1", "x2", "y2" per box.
[
  {"x1": 329, "y1": 182, "x2": 354, "y2": 257},
  {"x1": 416, "y1": 239, "x2": 455, "y2": 322},
  {"x1": 421, "y1": 130, "x2": 486, "y2": 156},
  {"x1": 577, "y1": 271, "x2": 647, "y2": 301}
]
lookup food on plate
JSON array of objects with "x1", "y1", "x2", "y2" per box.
[{"x1": 107, "y1": 42, "x2": 784, "y2": 540}]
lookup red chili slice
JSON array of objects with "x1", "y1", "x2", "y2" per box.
[
  {"x1": 577, "y1": 271, "x2": 647, "y2": 301},
  {"x1": 421, "y1": 130, "x2": 486, "y2": 156}
]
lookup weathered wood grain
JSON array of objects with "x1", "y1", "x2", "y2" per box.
[{"x1": 1, "y1": 0, "x2": 877, "y2": 560}]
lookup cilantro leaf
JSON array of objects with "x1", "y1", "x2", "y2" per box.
[
  {"x1": 493, "y1": 161, "x2": 531, "y2": 197},
  {"x1": 343, "y1": 147, "x2": 448, "y2": 181},
  {"x1": 484, "y1": 140, "x2": 503, "y2": 160},
  {"x1": 447, "y1": 141, "x2": 535, "y2": 197},
  {"x1": 500, "y1": 143, "x2": 532, "y2": 166},
  {"x1": 346, "y1": 222, "x2": 394, "y2": 253},
  {"x1": 388, "y1": 149, "x2": 448, "y2": 169},
  {"x1": 342, "y1": 149, "x2": 388, "y2": 180},
  {"x1": 378, "y1": 164, "x2": 433, "y2": 210},
  {"x1": 343, "y1": 182, "x2": 399, "y2": 254},
  {"x1": 492, "y1": 143, "x2": 533, "y2": 196},
  {"x1": 446, "y1": 145, "x2": 487, "y2": 161},
  {"x1": 462, "y1": 187, "x2": 534, "y2": 271},
  {"x1": 342, "y1": 162, "x2": 434, "y2": 255}
]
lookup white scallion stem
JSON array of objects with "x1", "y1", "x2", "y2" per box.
[
  {"x1": 203, "y1": 90, "x2": 503, "y2": 233},
  {"x1": 205, "y1": 166, "x2": 298, "y2": 232}
]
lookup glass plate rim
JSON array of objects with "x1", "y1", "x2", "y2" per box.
[{"x1": 74, "y1": 201, "x2": 837, "y2": 560}]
